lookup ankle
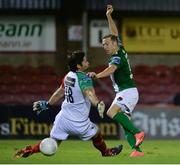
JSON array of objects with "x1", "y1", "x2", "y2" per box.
[
  {"x1": 32, "y1": 142, "x2": 40, "y2": 153},
  {"x1": 102, "y1": 148, "x2": 112, "y2": 156}
]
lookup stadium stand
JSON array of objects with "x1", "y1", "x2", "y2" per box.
[
  {"x1": 0, "y1": 65, "x2": 61, "y2": 105},
  {"x1": 0, "y1": 64, "x2": 180, "y2": 105},
  {"x1": 0, "y1": 65, "x2": 15, "y2": 75}
]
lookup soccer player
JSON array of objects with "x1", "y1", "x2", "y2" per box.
[
  {"x1": 14, "y1": 50, "x2": 122, "y2": 158},
  {"x1": 88, "y1": 5, "x2": 145, "y2": 157}
]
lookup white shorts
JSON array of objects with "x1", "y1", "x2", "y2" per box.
[
  {"x1": 50, "y1": 112, "x2": 98, "y2": 141},
  {"x1": 112, "y1": 88, "x2": 139, "y2": 114}
]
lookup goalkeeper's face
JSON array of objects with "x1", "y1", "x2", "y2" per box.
[{"x1": 79, "y1": 56, "x2": 89, "y2": 71}]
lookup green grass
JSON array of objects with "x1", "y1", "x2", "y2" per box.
[{"x1": 1, "y1": 139, "x2": 180, "y2": 164}]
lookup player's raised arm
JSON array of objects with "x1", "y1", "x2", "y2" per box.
[{"x1": 106, "y1": 5, "x2": 118, "y2": 36}]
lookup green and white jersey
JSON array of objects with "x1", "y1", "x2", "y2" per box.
[
  {"x1": 61, "y1": 71, "x2": 93, "y2": 122},
  {"x1": 109, "y1": 37, "x2": 136, "y2": 92}
]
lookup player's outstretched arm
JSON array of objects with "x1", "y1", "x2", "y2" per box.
[
  {"x1": 48, "y1": 85, "x2": 64, "y2": 105},
  {"x1": 96, "y1": 65, "x2": 117, "y2": 79},
  {"x1": 106, "y1": 4, "x2": 118, "y2": 36},
  {"x1": 87, "y1": 65, "x2": 117, "y2": 79},
  {"x1": 33, "y1": 85, "x2": 64, "y2": 114}
]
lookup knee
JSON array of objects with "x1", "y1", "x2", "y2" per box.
[
  {"x1": 106, "y1": 106, "x2": 121, "y2": 118},
  {"x1": 106, "y1": 109, "x2": 113, "y2": 118}
]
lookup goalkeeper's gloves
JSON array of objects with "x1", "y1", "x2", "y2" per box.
[
  {"x1": 33, "y1": 100, "x2": 50, "y2": 115},
  {"x1": 96, "y1": 101, "x2": 105, "y2": 118}
]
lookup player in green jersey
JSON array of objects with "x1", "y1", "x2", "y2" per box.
[{"x1": 88, "y1": 5, "x2": 145, "y2": 157}]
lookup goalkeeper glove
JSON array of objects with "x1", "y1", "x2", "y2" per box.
[
  {"x1": 33, "y1": 100, "x2": 49, "y2": 115},
  {"x1": 96, "y1": 101, "x2": 105, "y2": 118}
]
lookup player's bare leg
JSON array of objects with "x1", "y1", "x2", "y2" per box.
[{"x1": 92, "y1": 132, "x2": 123, "y2": 156}]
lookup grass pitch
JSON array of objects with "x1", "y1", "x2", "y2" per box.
[{"x1": 0, "y1": 139, "x2": 180, "y2": 164}]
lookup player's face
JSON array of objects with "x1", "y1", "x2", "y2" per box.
[
  {"x1": 102, "y1": 37, "x2": 117, "y2": 55},
  {"x1": 80, "y1": 56, "x2": 89, "y2": 71}
]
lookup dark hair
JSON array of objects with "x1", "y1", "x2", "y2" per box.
[
  {"x1": 67, "y1": 50, "x2": 85, "y2": 72},
  {"x1": 102, "y1": 34, "x2": 118, "y2": 43}
]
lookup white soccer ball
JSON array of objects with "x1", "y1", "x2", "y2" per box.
[{"x1": 40, "y1": 138, "x2": 58, "y2": 156}]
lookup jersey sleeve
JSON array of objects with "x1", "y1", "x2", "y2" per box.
[
  {"x1": 109, "y1": 55, "x2": 121, "y2": 68},
  {"x1": 76, "y1": 72, "x2": 93, "y2": 91}
]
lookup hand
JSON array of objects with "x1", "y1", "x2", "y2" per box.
[
  {"x1": 87, "y1": 72, "x2": 97, "y2": 78},
  {"x1": 33, "y1": 100, "x2": 49, "y2": 115},
  {"x1": 106, "y1": 5, "x2": 113, "y2": 16},
  {"x1": 97, "y1": 101, "x2": 105, "y2": 118}
]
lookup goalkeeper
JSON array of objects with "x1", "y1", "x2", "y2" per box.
[{"x1": 14, "y1": 50, "x2": 123, "y2": 158}]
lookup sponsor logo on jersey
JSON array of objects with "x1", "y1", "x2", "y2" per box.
[
  {"x1": 111, "y1": 56, "x2": 121, "y2": 65},
  {"x1": 117, "y1": 97, "x2": 123, "y2": 101},
  {"x1": 65, "y1": 76, "x2": 75, "y2": 87},
  {"x1": 81, "y1": 75, "x2": 91, "y2": 82}
]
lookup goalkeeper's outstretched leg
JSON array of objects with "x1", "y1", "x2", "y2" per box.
[{"x1": 14, "y1": 143, "x2": 40, "y2": 158}]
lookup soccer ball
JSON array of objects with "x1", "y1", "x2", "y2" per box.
[{"x1": 39, "y1": 138, "x2": 58, "y2": 156}]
